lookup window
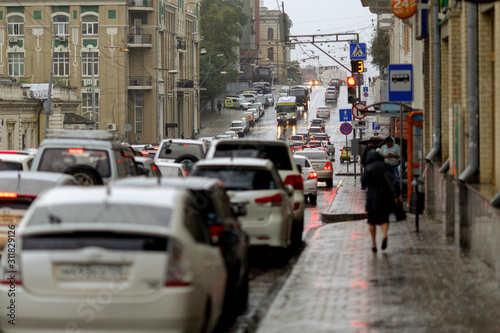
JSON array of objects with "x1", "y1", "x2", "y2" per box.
[
  {"x1": 82, "y1": 52, "x2": 98, "y2": 76},
  {"x1": 82, "y1": 14, "x2": 98, "y2": 35},
  {"x1": 267, "y1": 27, "x2": 273, "y2": 40},
  {"x1": 34, "y1": 11, "x2": 41, "y2": 20},
  {"x1": 108, "y1": 10, "x2": 116, "y2": 19},
  {"x1": 7, "y1": 15, "x2": 24, "y2": 36},
  {"x1": 268, "y1": 47, "x2": 274, "y2": 62},
  {"x1": 134, "y1": 92, "x2": 143, "y2": 134},
  {"x1": 54, "y1": 52, "x2": 69, "y2": 76},
  {"x1": 81, "y1": 92, "x2": 99, "y2": 127},
  {"x1": 8, "y1": 53, "x2": 24, "y2": 76},
  {"x1": 53, "y1": 15, "x2": 69, "y2": 36}
]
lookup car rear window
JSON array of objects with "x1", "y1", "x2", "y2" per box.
[
  {"x1": 37, "y1": 148, "x2": 111, "y2": 178},
  {"x1": 157, "y1": 142, "x2": 204, "y2": 160},
  {"x1": 290, "y1": 135, "x2": 304, "y2": 140},
  {"x1": 27, "y1": 204, "x2": 171, "y2": 226},
  {"x1": 213, "y1": 143, "x2": 293, "y2": 170},
  {"x1": 190, "y1": 167, "x2": 281, "y2": 191},
  {"x1": 296, "y1": 151, "x2": 328, "y2": 160},
  {"x1": 294, "y1": 157, "x2": 311, "y2": 168},
  {"x1": 0, "y1": 161, "x2": 23, "y2": 171},
  {"x1": 23, "y1": 232, "x2": 168, "y2": 251}
]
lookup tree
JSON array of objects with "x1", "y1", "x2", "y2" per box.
[
  {"x1": 369, "y1": 29, "x2": 390, "y2": 76},
  {"x1": 200, "y1": 0, "x2": 248, "y2": 111}
]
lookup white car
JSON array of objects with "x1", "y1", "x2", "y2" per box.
[
  {"x1": 230, "y1": 120, "x2": 247, "y2": 137},
  {"x1": 293, "y1": 155, "x2": 318, "y2": 204},
  {"x1": 0, "y1": 186, "x2": 227, "y2": 333},
  {"x1": 155, "y1": 139, "x2": 206, "y2": 173},
  {"x1": 190, "y1": 158, "x2": 294, "y2": 250},
  {"x1": 279, "y1": 86, "x2": 290, "y2": 96},
  {"x1": 0, "y1": 151, "x2": 35, "y2": 171},
  {"x1": 316, "y1": 106, "x2": 331, "y2": 118},
  {"x1": 155, "y1": 161, "x2": 187, "y2": 177},
  {"x1": 224, "y1": 131, "x2": 238, "y2": 139},
  {"x1": 294, "y1": 150, "x2": 334, "y2": 187},
  {"x1": 204, "y1": 139, "x2": 305, "y2": 248},
  {"x1": 133, "y1": 156, "x2": 162, "y2": 177}
]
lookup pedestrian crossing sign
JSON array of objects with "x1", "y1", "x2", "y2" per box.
[{"x1": 349, "y1": 43, "x2": 366, "y2": 60}]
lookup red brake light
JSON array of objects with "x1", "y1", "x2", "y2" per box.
[
  {"x1": 165, "y1": 241, "x2": 193, "y2": 287},
  {"x1": 153, "y1": 147, "x2": 158, "y2": 150},
  {"x1": 0, "y1": 151, "x2": 18, "y2": 154},
  {"x1": 321, "y1": 147, "x2": 325, "y2": 150},
  {"x1": 308, "y1": 171, "x2": 318, "y2": 179},
  {"x1": 141, "y1": 151, "x2": 150, "y2": 155},
  {"x1": 323, "y1": 162, "x2": 332, "y2": 171},
  {"x1": 284, "y1": 174, "x2": 304, "y2": 190},
  {"x1": 0, "y1": 192, "x2": 17, "y2": 198},
  {"x1": 255, "y1": 194, "x2": 282, "y2": 205},
  {"x1": 208, "y1": 225, "x2": 225, "y2": 238},
  {"x1": 68, "y1": 148, "x2": 85, "y2": 154}
]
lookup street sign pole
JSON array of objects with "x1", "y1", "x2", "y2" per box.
[
  {"x1": 346, "y1": 135, "x2": 349, "y2": 173},
  {"x1": 399, "y1": 102, "x2": 403, "y2": 195}
]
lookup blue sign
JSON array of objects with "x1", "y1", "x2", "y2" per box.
[
  {"x1": 389, "y1": 64, "x2": 413, "y2": 102},
  {"x1": 340, "y1": 122, "x2": 352, "y2": 135},
  {"x1": 363, "y1": 92, "x2": 369, "y2": 98},
  {"x1": 372, "y1": 123, "x2": 380, "y2": 130},
  {"x1": 349, "y1": 43, "x2": 367, "y2": 60},
  {"x1": 363, "y1": 87, "x2": 368, "y2": 92},
  {"x1": 339, "y1": 109, "x2": 352, "y2": 122}
]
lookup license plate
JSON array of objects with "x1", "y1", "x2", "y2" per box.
[
  {"x1": 57, "y1": 264, "x2": 128, "y2": 280},
  {"x1": 0, "y1": 215, "x2": 22, "y2": 225}
]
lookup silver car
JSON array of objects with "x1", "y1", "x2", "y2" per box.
[
  {"x1": 294, "y1": 150, "x2": 333, "y2": 187},
  {"x1": 293, "y1": 155, "x2": 318, "y2": 204}
]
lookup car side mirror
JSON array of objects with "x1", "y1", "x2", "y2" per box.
[
  {"x1": 285, "y1": 184, "x2": 294, "y2": 197},
  {"x1": 231, "y1": 201, "x2": 248, "y2": 217},
  {"x1": 218, "y1": 230, "x2": 239, "y2": 246},
  {"x1": 296, "y1": 164, "x2": 302, "y2": 173}
]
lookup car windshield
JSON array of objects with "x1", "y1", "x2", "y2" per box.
[
  {"x1": 158, "y1": 142, "x2": 204, "y2": 160},
  {"x1": 231, "y1": 122, "x2": 243, "y2": 127},
  {"x1": 37, "y1": 148, "x2": 111, "y2": 178},
  {"x1": 27, "y1": 203, "x2": 172, "y2": 226},
  {"x1": 191, "y1": 167, "x2": 280, "y2": 191},
  {"x1": 213, "y1": 143, "x2": 293, "y2": 170},
  {"x1": 0, "y1": 161, "x2": 23, "y2": 171},
  {"x1": 296, "y1": 151, "x2": 327, "y2": 160}
]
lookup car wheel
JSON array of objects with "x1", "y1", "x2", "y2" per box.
[
  {"x1": 325, "y1": 179, "x2": 334, "y2": 188},
  {"x1": 309, "y1": 194, "x2": 317, "y2": 204},
  {"x1": 64, "y1": 165, "x2": 103, "y2": 186}
]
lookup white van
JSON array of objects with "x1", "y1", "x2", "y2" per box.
[{"x1": 279, "y1": 86, "x2": 290, "y2": 96}]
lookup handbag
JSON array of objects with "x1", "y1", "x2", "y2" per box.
[{"x1": 394, "y1": 200, "x2": 407, "y2": 221}]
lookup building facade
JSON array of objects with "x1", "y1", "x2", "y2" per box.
[{"x1": 0, "y1": 0, "x2": 200, "y2": 144}]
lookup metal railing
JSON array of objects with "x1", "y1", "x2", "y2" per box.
[
  {"x1": 128, "y1": 76, "x2": 152, "y2": 86},
  {"x1": 127, "y1": 34, "x2": 152, "y2": 45}
]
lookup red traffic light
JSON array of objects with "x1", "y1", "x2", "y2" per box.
[{"x1": 347, "y1": 77, "x2": 356, "y2": 86}]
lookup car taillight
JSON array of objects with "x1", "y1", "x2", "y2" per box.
[
  {"x1": 255, "y1": 194, "x2": 282, "y2": 206},
  {"x1": 308, "y1": 171, "x2": 318, "y2": 179},
  {"x1": 141, "y1": 151, "x2": 150, "y2": 155},
  {"x1": 0, "y1": 151, "x2": 18, "y2": 154},
  {"x1": 0, "y1": 192, "x2": 17, "y2": 198},
  {"x1": 0, "y1": 254, "x2": 21, "y2": 286},
  {"x1": 326, "y1": 111, "x2": 329, "y2": 113},
  {"x1": 284, "y1": 174, "x2": 304, "y2": 190},
  {"x1": 321, "y1": 147, "x2": 325, "y2": 150},
  {"x1": 165, "y1": 241, "x2": 193, "y2": 287},
  {"x1": 323, "y1": 162, "x2": 332, "y2": 171}
]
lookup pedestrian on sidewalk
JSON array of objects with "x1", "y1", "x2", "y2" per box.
[
  {"x1": 380, "y1": 136, "x2": 401, "y2": 189},
  {"x1": 217, "y1": 101, "x2": 222, "y2": 115},
  {"x1": 360, "y1": 141, "x2": 376, "y2": 190},
  {"x1": 361, "y1": 150, "x2": 401, "y2": 252}
]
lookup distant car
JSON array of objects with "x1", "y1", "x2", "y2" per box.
[
  {"x1": 256, "y1": 95, "x2": 270, "y2": 108},
  {"x1": 252, "y1": 102, "x2": 265, "y2": 117},
  {"x1": 288, "y1": 135, "x2": 308, "y2": 146},
  {"x1": 340, "y1": 146, "x2": 353, "y2": 163},
  {"x1": 0, "y1": 151, "x2": 34, "y2": 171},
  {"x1": 309, "y1": 133, "x2": 335, "y2": 157},
  {"x1": 294, "y1": 150, "x2": 333, "y2": 187},
  {"x1": 0, "y1": 171, "x2": 79, "y2": 255},
  {"x1": 131, "y1": 144, "x2": 159, "y2": 159},
  {"x1": 290, "y1": 142, "x2": 304, "y2": 154},
  {"x1": 0, "y1": 186, "x2": 228, "y2": 333},
  {"x1": 316, "y1": 106, "x2": 331, "y2": 118},
  {"x1": 133, "y1": 156, "x2": 162, "y2": 177},
  {"x1": 155, "y1": 161, "x2": 187, "y2": 177},
  {"x1": 325, "y1": 87, "x2": 337, "y2": 102},
  {"x1": 293, "y1": 155, "x2": 318, "y2": 203},
  {"x1": 310, "y1": 118, "x2": 326, "y2": 131},
  {"x1": 279, "y1": 86, "x2": 290, "y2": 96},
  {"x1": 265, "y1": 93, "x2": 275, "y2": 106},
  {"x1": 303, "y1": 140, "x2": 324, "y2": 150},
  {"x1": 190, "y1": 158, "x2": 294, "y2": 251},
  {"x1": 241, "y1": 93, "x2": 257, "y2": 103},
  {"x1": 155, "y1": 139, "x2": 206, "y2": 173},
  {"x1": 224, "y1": 131, "x2": 238, "y2": 139},
  {"x1": 230, "y1": 120, "x2": 247, "y2": 137},
  {"x1": 308, "y1": 126, "x2": 324, "y2": 136}
]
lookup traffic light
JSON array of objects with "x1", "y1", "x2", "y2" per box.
[
  {"x1": 351, "y1": 60, "x2": 364, "y2": 73},
  {"x1": 347, "y1": 76, "x2": 357, "y2": 104}
]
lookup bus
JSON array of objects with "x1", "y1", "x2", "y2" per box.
[
  {"x1": 275, "y1": 96, "x2": 297, "y2": 126},
  {"x1": 289, "y1": 86, "x2": 310, "y2": 111}
]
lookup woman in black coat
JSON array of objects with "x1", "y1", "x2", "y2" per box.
[{"x1": 361, "y1": 150, "x2": 401, "y2": 252}]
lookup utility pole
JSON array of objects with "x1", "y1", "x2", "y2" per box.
[
  {"x1": 44, "y1": 33, "x2": 56, "y2": 133},
  {"x1": 91, "y1": 62, "x2": 97, "y2": 130}
]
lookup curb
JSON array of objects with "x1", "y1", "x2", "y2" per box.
[{"x1": 321, "y1": 178, "x2": 367, "y2": 223}]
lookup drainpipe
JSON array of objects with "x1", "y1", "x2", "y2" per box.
[
  {"x1": 425, "y1": 0, "x2": 441, "y2": 161},
  {"x1": 156, "y1": 18, "x2": 159, "y2": 142},
  {"x1": 458, "y1": 2, "x2": 479, "y2": 182}
]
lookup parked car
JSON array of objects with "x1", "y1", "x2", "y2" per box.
[
  {"x1": 225, "y1": 96, "x2": 252, "y2": 110},
  {"x1": 31, "y1": 129, "x2": 141, "y2": 185},
  {"x1": 252, "y1": 102, "x2": 265, "y2": 117},
  {"x1": 0, "y1": 150, "x2": 35, "y2": 171},
  {"x1": 190, "y1": 158, "x2": 294, "y2": 252},
  {"x1": 230, "y1": 120, "x2": 247, "y2": 137},
  {"x1": 154, "y1": 139, "x2": 206, "y2": 173},
  {"x1": 293, "y1": 155, "x2": 318, "y2": 204},
  {"x1": 316, "y1": 106, "x2": 331, "y2": 118},
  {"x1": 110, "y1": 176, "x2": 250, "y2": 320},
  {"x1": 224, "y1": 131, "x2": 238, "y2": 139},
  {"x1": 0, "y1": 171, "x2": 79, "y2": 255},
  {"x1": 240, "y1": 93, "x2": 257, "y2": 103},
  {"x1": 294, "y1": 150, "x2": 334, "y2": 187},
  {"x1": 340, "y1": 146, "x2": 353, "y2": 163},
  {"x1": 204, "y1": 139, "x2": 305, "y2": 248},
  {"x1": 0, "y1": 185, "x2": 228, "y2": 333}
]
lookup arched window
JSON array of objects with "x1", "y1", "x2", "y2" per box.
[
  {"x1": 53, "y1": 15, "x2": 69, "y2": 36},
  {"x1": 82, "y1": 15, "x2": 99, "y2": 35},
  {"x1": 267, "y1": 28, "x2": 274, "y2": 40},
  {"x1": 7, "y1": 15, "x2": 24, "y2": 36},
  {"x1": 268, "y1": 47, "x2": 274, "y2": 62}
]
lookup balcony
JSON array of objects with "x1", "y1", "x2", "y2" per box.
[
  {"x1": 177, "y1": 79, "x2": 194, "y2": 89},
  {"x1": 127, "y1": 34, "x2": 152, "y2": 47},
  {"x1": 128, "y1": 76, "x2": 153, "y2": 90},
  {"x1": 127, "y1": 0, "x2": 153, "y2": 11},
  {"x1": 177, "y1": 40, "x2": 187, "y2": 51}
]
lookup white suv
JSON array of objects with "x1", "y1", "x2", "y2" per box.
[{"x1": 205, "y1": 139, "x2": 305, "y2": 248}]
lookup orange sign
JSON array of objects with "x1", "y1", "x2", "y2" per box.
[{"x1": 391, "y1": 0, "x2": 417, "y2": 19}]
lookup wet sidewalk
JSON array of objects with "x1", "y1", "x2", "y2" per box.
[{"x1": 255, "y1": 177, "x2": 500, "y2": 333}]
